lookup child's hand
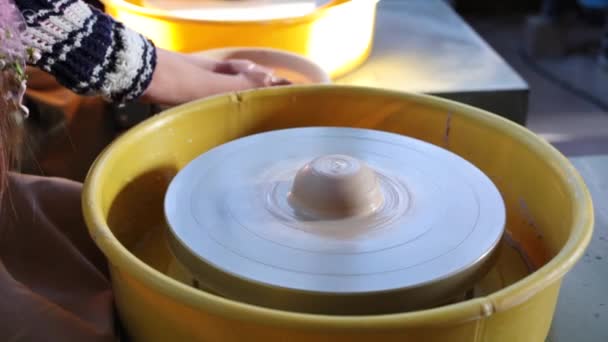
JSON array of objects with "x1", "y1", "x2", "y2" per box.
[
  {"x1": 212, "y1": 59, "x2": 290, "y2": 86},
  {"x1": 184, "y1": 55, "x2": 290, "y2": 86},
  {"x1": 140, "y1": 48, "x2": 290, "y2": 106}
]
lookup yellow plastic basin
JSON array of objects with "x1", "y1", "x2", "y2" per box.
[
  {"x1": 83, "y1": 86, "x2": 593, "y2": 341},
  {"x1": 101, "y1": 0, "x2": 378, "y2": 78}
]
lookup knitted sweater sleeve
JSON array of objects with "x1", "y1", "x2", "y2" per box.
[{"x1": 15, "y1": 0, "x2": 157, "y2": 103}]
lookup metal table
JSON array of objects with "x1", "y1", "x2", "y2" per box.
[
  {"x1": 547, "y1": 155, "x2": 608, "y2": 342},
  {"x1": 337, "y1": 0, "x2": 530, "y2": 125}
]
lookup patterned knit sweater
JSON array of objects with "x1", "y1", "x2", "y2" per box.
[{"x1": 15, "y1": 0, "x2": 157, "y2": 103}]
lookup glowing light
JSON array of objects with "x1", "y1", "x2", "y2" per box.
[
  {"x1": 305, "y1": 0, "x2": 376, "y2": 77},
  {"x1": 141, "y1": 0, "x2": 319, "y2": 21},
  {"x1": 107, "y1": 0, "x2": 378, "y2": 77}
]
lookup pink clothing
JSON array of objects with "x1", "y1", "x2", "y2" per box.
[{"x1": 0, "y1": 172, "x2": 117, "y2": 341}]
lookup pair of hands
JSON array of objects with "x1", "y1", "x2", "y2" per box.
[{"x1": 141, "y1": 48, "x2": 290, "y2": 106}]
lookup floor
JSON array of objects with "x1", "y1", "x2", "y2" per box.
[
  {"x1": 548, "y1": 155, "x2": 608, "y2": 342},
  {"x1": 465, "y1": 14, "x2": 608, "y2": 342},
  {"x1": 466, "y1": 14, "x2": 608, "y2": 156}
]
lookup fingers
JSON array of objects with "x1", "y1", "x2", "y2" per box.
[
  {"x1": 212, "y1": 60, "x2": 240, "y2": 75},
  {"x1": 222, "y1": 60, "x2": 292, "y2": 86},
  {"x1": 193, "y1": 56, "x2": 293, "y2": 86},
  {"x1": 267, "y1": 75, "x2": 292, "y2": 86},
  {"x1": 181, "y1": 54, "x2": 257, "y2": 74},
  {"x1": 213, "y1": 59, "x2": 252, "y2": 74},
  {"x1": 214, "y1": 59, "x2": 272, "y2": 75}
]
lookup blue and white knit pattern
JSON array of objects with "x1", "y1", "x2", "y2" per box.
[{"x1": 15, "y1": 0, "x2": 156, "y2": 103}]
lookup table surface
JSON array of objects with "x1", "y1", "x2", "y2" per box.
[
  {"x1": 337, "y1": 0, "x2": 528, "y2": 94},
  {"x1": 548, "y1": 155, "x2": 608, "y2": 342}
]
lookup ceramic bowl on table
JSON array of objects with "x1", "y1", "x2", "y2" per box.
[{"x1": 192, "y1": 47, "x2": 332, "y2": 85}]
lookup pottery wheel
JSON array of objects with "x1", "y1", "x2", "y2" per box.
[{"x1": 164, "y1": 127, "x2": 506, "y2": 314}]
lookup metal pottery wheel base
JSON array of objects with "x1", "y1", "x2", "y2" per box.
[
  {"x1": 164, "y1": 127, "x2": 506, "y2": 315},
  {"x1": 165, "y1": 253, "x2": 494, "y2": 314}
]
